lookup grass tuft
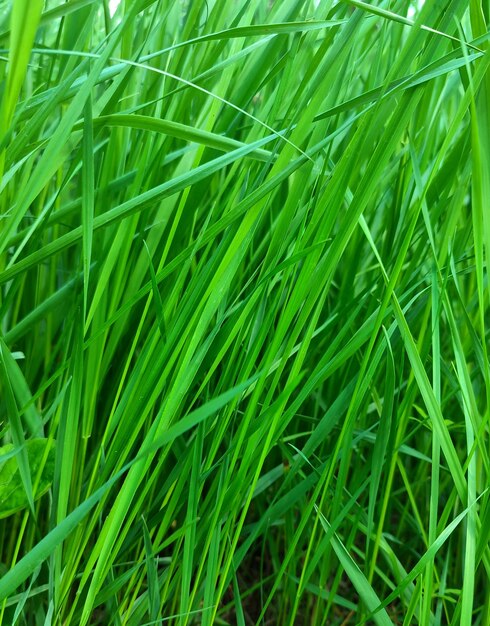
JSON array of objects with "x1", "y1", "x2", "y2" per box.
[{"x1": 0, "y1": 0, "x2": 489, "y2": 624}]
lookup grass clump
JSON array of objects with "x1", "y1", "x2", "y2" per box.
[{"x1": 0, "y1": 0, "x2": 489, "y2": 624}]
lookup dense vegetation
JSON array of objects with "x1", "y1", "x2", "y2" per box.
[{"x1": 0, "y1": 0, "x2": 489, "y2": 624}]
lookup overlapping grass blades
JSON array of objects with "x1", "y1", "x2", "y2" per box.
[{"x1": 0, "y1": 0, "x2": 489, "y2": 624}]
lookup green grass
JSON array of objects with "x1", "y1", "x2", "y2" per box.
[{"x1": 0, "y1": 0, "x2": 489, "y2": 624}]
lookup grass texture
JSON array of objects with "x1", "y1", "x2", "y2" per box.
[{"x1": 0, "y1": 0, "x2": 489, "y2": 624}]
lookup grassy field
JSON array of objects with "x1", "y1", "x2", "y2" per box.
[{"x1": 0, "y1": 0, "x2": 489, "y2": 624}]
